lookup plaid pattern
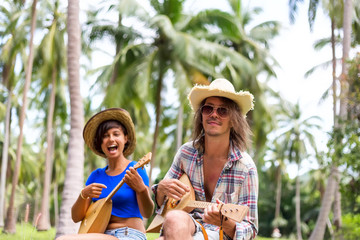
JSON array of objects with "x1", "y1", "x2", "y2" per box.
[{"x1": 152, "y1": 141, "x2": 258, "y2": 240}]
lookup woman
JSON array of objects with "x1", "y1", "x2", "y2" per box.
[{"x1": 57, "y1": 108, "x2": 154, "y2": 240}]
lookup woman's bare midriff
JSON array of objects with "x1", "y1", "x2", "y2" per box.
[{"x1": 107, "y1": 215, "x2": 146, "y2": 233}]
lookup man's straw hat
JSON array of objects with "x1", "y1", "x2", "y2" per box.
[
  {"x1": 188, "y1": 78, "x2": 254, "y2": 116},
  {"x1": 83, "y1": 108, "x2": 136, "y2": 158}
]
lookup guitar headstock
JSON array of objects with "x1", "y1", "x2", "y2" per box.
[
  {"x1": 134, "y1": 152, "x2": 152, "y2": 169},
  {"x1": 220, "y1": 204, "x2": 249, "y2": 222}
]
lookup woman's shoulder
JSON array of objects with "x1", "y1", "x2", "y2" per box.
[
  {"x1": 86, "y1": 166, "x2": 108, "y2": 184},
  {"x1": 90, "y1": 166, "x2": 108, "y2": 175}
]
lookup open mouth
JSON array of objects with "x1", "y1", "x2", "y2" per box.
[{"x1": 108, "y1": 145, "x2": 118, "y2": 152}]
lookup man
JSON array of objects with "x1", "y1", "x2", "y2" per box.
[{"x1": 152, "y1": 78, "x2": 258, "y2": 240}]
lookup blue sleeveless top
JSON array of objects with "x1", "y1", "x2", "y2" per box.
[{"x1": 85, "y1": 161, "x2": 149, "y2": 219}]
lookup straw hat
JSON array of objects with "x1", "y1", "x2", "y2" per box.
[
  {"x1": 83, "y1": 108, "x2": 136, "y2": 158},
  {"x1": 188, "y1": 78, "x2": 254, "y2": 116}
]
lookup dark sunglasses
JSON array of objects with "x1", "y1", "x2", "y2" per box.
[{"x1": 201, "y1": 105, "x2": 229, "y2": 118}]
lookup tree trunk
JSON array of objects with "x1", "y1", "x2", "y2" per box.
[
  {"x1": 148, "y1": 66, "x2": 165, "y2": 185},
  {"x1": 109, "y1": 13, "x2": 122, "y2": 85},
  {"x1": 37, "y1": 68, "x2": 57, "y2": 231},
  {"x1": 3, "y1": 0, "x2": 38, "y2": 233},
  {"x1": 331, "y1": 16, "x2": 337, "y2": 125},
  {"x1": 339, "y1": 0, "x2": 352, "y2": 118},
  {"x1": 54, "y1": 182, "x2": 59, "y2": 227},
  {"x1": 55, "y1": 0, "x2": 84, "y2": 237},
  {"x1": 0, "y1": 92, "x2": 11, "y2": 227},
  {"x1": 295, "y1": 166, "x2": 302, "y2": 240},
  {"x1": 176, "y1": 106, "x2": 184, "y2": 150},
  {"x1": 274, "y1": 165, "x2": 282, "y2": 224},
  {"x1": 309, "y1": 166, "x2": 337, "y2": 240},
  {"x1": 334, "y1": 0, "x2": 352, "y2": 234},
  {"x1": 333, "y1": 175, "x2": 342, "y2": 230}
]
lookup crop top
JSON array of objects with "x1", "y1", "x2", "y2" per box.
[{"x1": 85, "y1": 161, "x2": 149, "y2": 219}]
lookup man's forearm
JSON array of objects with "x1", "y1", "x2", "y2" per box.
[{"x1": 155, "y1": 183, "x2": 166, "y2": 206}]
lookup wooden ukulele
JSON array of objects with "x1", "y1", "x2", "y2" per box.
[
  {"x1": 146, "y1": 174, "x2": 249, "y2": 233},
  {"x1": 78, "y1": 152, "x2": 152, "y2": 234}
]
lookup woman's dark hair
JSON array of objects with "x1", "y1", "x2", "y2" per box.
[
  {"x1": 94, "y1": 120, "x2": 128, "y2": 155},
  {"x1": 192, "y1": 97, "x2": 252, "y2": 153}
]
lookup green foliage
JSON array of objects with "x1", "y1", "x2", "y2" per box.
[
  {"x1": 338, "y1": 213, "x2": 360, "y2": 240},
  {"x1": 348, "y1": 53, "x2": 360, "y2": 121}
]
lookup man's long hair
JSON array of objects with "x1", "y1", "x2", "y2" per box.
[{"x1": 192, "y1": 97, "x2": 252, "y2": 153}]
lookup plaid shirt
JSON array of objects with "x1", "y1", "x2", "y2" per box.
[{"x1": 152, "y1": 141, "x2": 258, "y2": 240}]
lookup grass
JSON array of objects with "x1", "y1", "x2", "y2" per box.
[
  {"x1": 0, "y1": 224, "x2": 288, "y2": 240},
  {"x1": 0, "y1": 223, "x2": 56, "y2": 240}
]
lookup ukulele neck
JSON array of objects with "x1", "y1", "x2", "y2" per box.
[
  {"x1": 186, "y1": 200, "x2": 214, "y2": 209},
  {"x1": 105, "y1": 179, "x2": 125, "y2": 201}
]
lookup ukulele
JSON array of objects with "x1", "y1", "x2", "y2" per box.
[
  {"x1": 146, "y1": 174, "x2": 249, "y2": 233},
  {"x1": 78, "y1": 152, "x2": 152, "y2": 234}
]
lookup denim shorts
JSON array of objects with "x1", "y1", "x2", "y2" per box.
[{"x1": 105, "y1": 227, "x2": 147, "y2": 240}]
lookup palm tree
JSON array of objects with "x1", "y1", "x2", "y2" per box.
[
  {"x1": 184, "y1": 0, "x2": 281, "y2": 159},
  {"x1": 4, "y1": 0, "x2": 38, "y2": 233},
  {"x1": 276, "y1": 101, "x2": 321, "y2": 240},
  {"x1": 0, "y1": 93, "x2": 11, "y2": 228},
  {"x1": 86, "y1": 0, "x2": 258, "y2": 183},
  {"x1": 287, "y1": 0, "x2": 358, "y2": 238},
  {"x1": 266, "y1": 140, "x2": 288, "y2": 232},
  {"x1": 32, "y1": 0, "x2": 67, "y2": 231},
  {"x1": 55, "y1": 0, "x2": 84, "y2": 236},
  {"x1": 309, "y1": 0, "x2": 355, "y2": 239},
  {"x1": 0, "y1": 0, "x2": 27, "y2": 227}
]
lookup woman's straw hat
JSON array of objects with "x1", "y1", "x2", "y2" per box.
[
  {"x1": 83, "y1": 108, "x2": 136, "y2": 158},
  {"x1": 188, "y1": 78, "x2": 254, "y2": 116}
]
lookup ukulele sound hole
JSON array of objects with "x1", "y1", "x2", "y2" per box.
[{"x1": 170, "y1": 199, "x2": 181, "y2": 208}]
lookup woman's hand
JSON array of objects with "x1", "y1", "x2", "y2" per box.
[
  {"x1": 123, "y1": 167, "x2": 147, "y2": 192},
  {"x1": 82, "y1": 183, "x2": 107, "y2": 199},
  {"x1": 124, "y1": 167, "x2": 154, "y2": 218}
]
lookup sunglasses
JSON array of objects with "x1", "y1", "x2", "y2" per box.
[{"x1": 201, "y1": 105, "x2": 229, "y2": 118}]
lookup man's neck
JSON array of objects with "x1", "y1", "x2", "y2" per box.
[{"x1": 204, "y1": 134, "x2": 230, "y2": 162}]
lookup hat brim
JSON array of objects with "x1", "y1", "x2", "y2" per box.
[
  {"x1": 188, "y1": 87, "x2": 254, "y2": 116},
  {"x1": 83, "y1": 108, "x2": 136, "y2": 158}
]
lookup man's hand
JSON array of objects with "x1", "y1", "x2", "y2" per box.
[
  {"x1": 203, "y1": 199, "x2": 236, "y2": 238},
  {"x1": 158, "y1": 178, "x2": 190, "y2": 201},
  {"x1": 202, "y1": 199, "x2": 223, "y2": 226}
]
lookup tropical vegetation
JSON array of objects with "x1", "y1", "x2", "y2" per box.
[{"x1": 0, "y1": 0, "x2": 359, "y2": 239}]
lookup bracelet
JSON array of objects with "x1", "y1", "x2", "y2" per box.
[{"x1": 80, "y1": 188, "x2": 89, "y2": 200}]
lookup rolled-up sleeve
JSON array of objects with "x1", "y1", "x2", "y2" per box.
[{"x1": 235, "y1": 164, "x2": 258, "y2": 240}]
